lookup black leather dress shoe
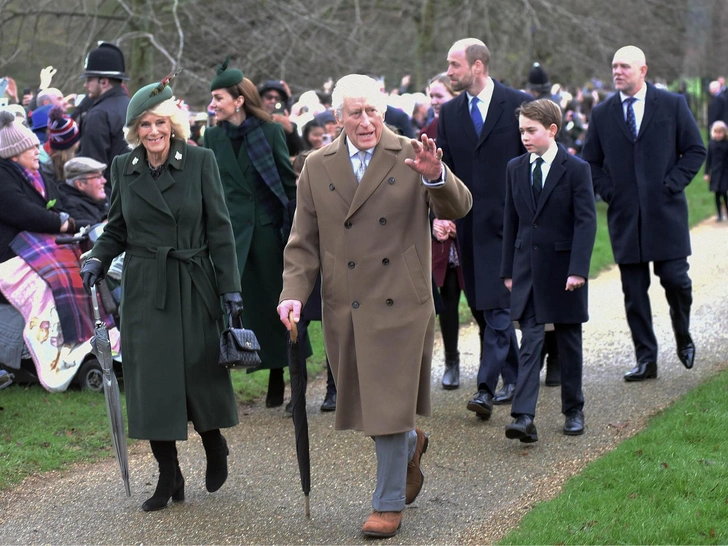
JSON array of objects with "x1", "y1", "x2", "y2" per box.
[
  {"x1": 563, "y1": 410, "x2": 585, "y2": 435},
  {"x1": 624, "y1": 361, "x2": 658, "y2": 382},
  {"x1": 676, "y1": 334, "x2": 695, "y2": 369},
  {"x1": 492, "y1": 383, "x2": 515, "y2": 405},
  {"x1": 320, "y1": 392, "x2": 337, "y2": 412},
  {"x1": 466, "y1": 390, "x2": 493, "y2": 419},
  {"x1": 505, "y1": 415, "x2": 538, "y2": 443}
]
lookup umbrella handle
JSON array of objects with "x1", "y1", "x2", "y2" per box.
[
  {"x1": 90, "y1": 284, "x2": 102, "y2": 323},
  {"x1": 288, "y1": 310, "x2": 298, "y2": 343}
]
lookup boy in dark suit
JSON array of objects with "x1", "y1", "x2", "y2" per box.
[{"x1": 501, "y1": 99, "x2": 597, "y2": 442}]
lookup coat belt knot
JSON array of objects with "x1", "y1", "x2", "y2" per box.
[{"x1": 126, "y1": 243, "x2": 218, "y2": 318}]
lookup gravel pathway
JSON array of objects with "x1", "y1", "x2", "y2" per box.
[{"x1": 1, "y1": 219, "x2": 727, "y2": 545}]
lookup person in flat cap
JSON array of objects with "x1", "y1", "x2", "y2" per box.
[
  {"x1": 57, "y1": 157, "x2": 108, "y2": 228},
  {"x1": 78, "y1": 41, "x2": 130, "y2": 193},
  {"x1": 204, "y1": 57, "x2": 297, "y2": 410},
  {"x1": 257, "y1": 79, "x2": 304, "y2": 156},
  {"x1": 80, "y1": 74, "x2": 243, "y2": 512}
]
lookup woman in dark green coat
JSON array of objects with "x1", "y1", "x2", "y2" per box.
[
  {"x1": 204, "y1": 60, "x2": 297, "y2": 407},
  {"x1": 80, "y1": 79, "x2": 243, "y2": 512}
]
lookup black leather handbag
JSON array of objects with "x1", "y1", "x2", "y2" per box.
[{"x1": 219, "y1": 315, "x2": 262, "y2": 369}]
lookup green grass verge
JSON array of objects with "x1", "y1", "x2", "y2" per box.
[{"x1": 498, "y1": 367, "x2": 728, "y2": 545}]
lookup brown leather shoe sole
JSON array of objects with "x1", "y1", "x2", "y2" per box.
[{"x1": 362, "y1": 511, "x2": 403, "y2": 538}]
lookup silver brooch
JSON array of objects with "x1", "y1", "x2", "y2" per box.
[
  {"x1": 132, "y1": 157, "x2": 139, "y2": 165},
  {"x1": 175, "y1": 151, "x2": 182, "y2": 161}
]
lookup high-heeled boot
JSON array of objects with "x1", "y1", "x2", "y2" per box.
[
  {"x1": 142, "y1": 440, "x2": 184, "y2": 512},
  {"x1": 199, "y1": 429, "x2": 229, "y2": 492},
  {"x1": 442, "y1": 351, "x2": 460, "y2": 390}
]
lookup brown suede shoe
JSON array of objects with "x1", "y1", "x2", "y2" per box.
[
  {"x1": 362, "y1": 510, "x2": 403, "y2": 538},
  {"x1": 405, "y1": 428, "x2": 429, "y2": 504}
]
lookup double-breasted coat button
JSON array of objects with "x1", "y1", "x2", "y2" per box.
[
  {"x1": 382, "y1": 258, "x2": 390, "y2": 265},
  {"x1": 533, "y1": 222, "x2": 538, "y2": 228},
  {"x1": 345, "y1": 220, "x2": 352, "y2": 229},
  {"x1": 348, "y1": 261, "x2": 355, "y2": 269},
  {"x1": 533, "y1": 245, "x2": 538, "y2": 250},
  {"x1": 388, "y1": 177, "x2": 395, "y2": 184},
  {"x1": 386, "y1": 299, "x2": 394, "y2": 306},
  {"x1": 379, "y1": 217, "x2": 387, "y2": 225},
  {"x1": 329, "y1": 183, "x2": 335, "y2": 190},
  {"x1": 352, "y1": 301, "x2": 360, "y2": 309}
]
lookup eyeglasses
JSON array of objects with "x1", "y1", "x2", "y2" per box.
[{"x1": 74, "y1": 174, "x2": 104, "y2": 183}]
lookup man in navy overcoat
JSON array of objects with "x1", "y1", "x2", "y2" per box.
[
  {"x1": 581, "y1": 45, "x2": 706, "y2": 381},
  {"x1": 437, "y1": 38, "x2": 532, "y2": 417}
]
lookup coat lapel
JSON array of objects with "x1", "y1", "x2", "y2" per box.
[
  {"x1": 478, "y1": 80, "x2": 505, "y2": 148},
  {"x1": 125, "y1": 146, "x2": 174, "y2": 218},
  {"x1": 346, "y1": 128, "x2": 399, "y2": 219},
  {"x1": 454, "y1": 93, "x2": 479, "y2": 145},
  {"x1": 209, "y1": 127, "x2": 249, "y2": 189},
  {"x1": 322, "y1": 135, "x2": 358, "y2": 209},
  {"x1": 516, "y1": 155, "x2": 537, "y2": 212},
  {"x1": 637, "y1": 84, "x2": 657, "y2": 140},
  {"x1": 535, "y1": 146, "x2": 567, "y2": 217},
  {"x1": 610, "y1": 93, "x2": 635, "y2": 142}
]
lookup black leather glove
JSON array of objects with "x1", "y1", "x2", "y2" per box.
[
  {"x1": 223, "y1": 292, "x2": 244, "y2": 319},
  {"x1": 80, "y1": 258, "x2": 104, "y2": 295}
]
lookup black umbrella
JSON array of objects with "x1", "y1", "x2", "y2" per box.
[
  {"x1": 288, "y1": 312, "x2": 310, "y2": 518},
  {"x1": 90, "y1": 285, "x2": 131, "y2": 497}
]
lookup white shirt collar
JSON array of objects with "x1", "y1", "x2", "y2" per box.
[
  {"x1": 620, "y1": 84, "x2": 647, "y2": 103},
  {"x1": 466, "y1": 77, "x2": 493, "y2": 105},
  {"x1": 346, "y1": 137, "x2": 374, "y2": 158},
  {"x1": 530, "y1": 142, "x2": 558, "y2": 165}
]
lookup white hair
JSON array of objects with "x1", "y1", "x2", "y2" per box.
[{"x1": 331, "y1": 74, "x2": 388, "y2": 119}]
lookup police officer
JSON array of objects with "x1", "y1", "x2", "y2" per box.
[{"x1": 78, "y1": 42, "x2": 130, "y2": 194}]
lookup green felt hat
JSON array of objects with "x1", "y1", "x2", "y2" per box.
[
  {"x1": 125, "y1": 73, "x2": 178, "y2": 126},
  {"x1": 210, "y1": 56, "x2": 244, "y2": 91}
]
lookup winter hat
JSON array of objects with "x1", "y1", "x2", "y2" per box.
[
  {"x1": 48, "y1": 106, "x2": 81, "y2": 151},
  {"x1": 527, "y1": 62, "x2": 551, "y2": 93},
  {"x1": 257, "y1": 80, "x2": 289, "y2": 103},
  {"x1": 210, "y1": 56, "x2": 244, "y2": 91},
  {"x1": 125, "y1": 73, "x2": 178, "y2": 126},
  {"x1": 0, "y1": 110, "x2": 40, "y2": 159}
]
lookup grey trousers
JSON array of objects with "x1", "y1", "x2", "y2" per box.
[{"x1": 371, "y1": 429, "x2": 418, "y2": 512}]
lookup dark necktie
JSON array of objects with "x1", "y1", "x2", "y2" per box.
[
  {"x1": 532, "y1": 157, "x2": 544, "y2": 204},
  {"x1": 624, "y1": 97, "x2": 637, "y2": 140},
  {"x1": 470, "y1": 96, "x2": 483, "y2": 136}
]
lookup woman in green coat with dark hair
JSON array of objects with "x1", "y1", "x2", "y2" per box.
[
  {"x1": 204, "y1": 59, "x2": 297, "y2": 407},
  {"x1": 80, "y1": 79, "x2": 243, "y2": 512}
]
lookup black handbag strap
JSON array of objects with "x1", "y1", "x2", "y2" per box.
[{"x1": 228, "y1": 312, "x2": 246, "y2": 330}]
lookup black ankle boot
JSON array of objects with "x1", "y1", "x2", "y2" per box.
[
  {"x1": 199, "y1": 429, "x2": 229, "y2": 492},
  {"x1": 442, "y1": 351, "x2": 460, "y2": 390},
  {"x1": 142, "y1": 440, "x2": 184, "y2": 512},
  {"x1": 266, "y1": 368, "x2": 285, "y2": 407}
]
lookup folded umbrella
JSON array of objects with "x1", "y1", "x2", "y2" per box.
[
  {"x1": 288, "y1": 311, "x2": 310, "y2": 517},
  {"x1": 90, "y1": 285, "x2": 130, "y2": 497}
]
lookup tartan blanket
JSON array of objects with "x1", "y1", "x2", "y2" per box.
[
  {"x1": 0, "y1": 256, "x2": 120, "y2": 392},
  {"x1": 10, "y1": 232, "x2": 96, "y2": 344}
]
